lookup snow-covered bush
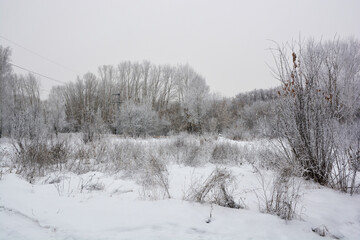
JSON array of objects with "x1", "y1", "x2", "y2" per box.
[
  {"x1": 117, "y1": 101, "x2": 169, "y2": 137},
  {"x1": 210, "y1": 141, "x2": 242, "y2": 165},
  {"x1": 223, "y1": 120, "x2": 250, "y2": 141},
  {"x1": 13, "y1": 140, "x2": 69, "y2": 182},
  {"x1": 106, "y1": 142, "x2": 130, "y2": 172},
  {"x1": 225, "y1": 100, "x2": 276, "y2": 140},
  {"x1": 311, "y1": 225, "x2": 340, "y2": 239},
  {"x1": 251, "y1": 141, "x2": 298, "y2": 172},
  {"x1": 168, "y1": 134, "x2": 212, "y2": 166},
  {"x1": 255, "y1": 167, "x2": 303, "y2": 220},
  {"x1": 329, "y1": 123, "x2": 360, "y2": 195},
  {"x1": 139, "y1": 156, "x2": 170, "y2": 200},
  {"x1": 185, "y1": 168, "x2": 243, "y2": 209},
  {"x1": 115, "y1": 142, "x2": 147, "y2": 175},
  {"x1": 183, "y1": 145, "x2": 204, "y2": 166}
]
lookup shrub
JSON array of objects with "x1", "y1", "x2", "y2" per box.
[
  {"x1": 185, "y1": 168, "x2": 243, "y2": 209},
  {"x1": 329, "y1": 136, "x2": 360, "y2": 195},
  {"x1": 255, "y1": 167, "x2": 303, "y2": 220},
  {"x1": 139, "y1": 156, "x2": 170, "y2": 200},
  {"x1": 169, "y1": 135, "x2": 212, "y2": 166},
  {"x1": 211, "y1": 142, "x2": 241, "y2": 164},
  {"x1": 14, "y1": 140, "x2": 69, "y2": 182},
  {"x1": 273, "y1": 38, "x2": 360, "y2": 186}
]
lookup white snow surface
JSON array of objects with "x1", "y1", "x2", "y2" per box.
[{"x1": 1, "y1": 138, "x2": 360, "y2": 240}]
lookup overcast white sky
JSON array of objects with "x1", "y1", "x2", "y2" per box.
[{"x1": 1, "y1": 0, "x2": 360, "y2": 98}]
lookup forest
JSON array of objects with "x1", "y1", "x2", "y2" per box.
[{"x1": 0, "y1": 46, "x2": 280, "y2": 140}]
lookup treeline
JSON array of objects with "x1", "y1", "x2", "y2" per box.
[{"x1": 0, "y1": 46, "x2": 279, "y2": 141}]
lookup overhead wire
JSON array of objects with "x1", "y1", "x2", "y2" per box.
[
  {"x1": 0, "y1": 34, "x2": 74, "y2": 85},
  {"x1": 0, "y1": 34, "x2": 79, "y2": 74},
  {"x1": 8, "y1": 62, "x2": 67, "y2": 85}
]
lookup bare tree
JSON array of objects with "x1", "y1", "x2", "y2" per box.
[
  {"x1": 0, "y1": 46, "x2": 13, "y2": 138},
  {"x1": 98, "y1": 65, "x2": 116, "y2": 125},
  {"x1": 46, "y1": 86, "x2": 67, "y2": 136},
  {"x1": 273, "y1": 38, "x2": 360, "y2": 186},
  {"x1": 182, "y1": 74, "x2": 210, "y2": 133},
  {"x1": 10, "y1": 74, "x2": 45, "y2": 141}
]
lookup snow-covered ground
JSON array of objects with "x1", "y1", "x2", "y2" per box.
[{"x1": 1, "y1": 137, "x2": 360, "y2": 240}]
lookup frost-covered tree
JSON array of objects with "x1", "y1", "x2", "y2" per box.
[
  {"x1": 98, "y1": 65, "x2": 116, "y2": 125},
  {"x1": 11, "y1": 74, "x2": 45, "y2": 140},
  {"x1": 63, "y1": 73, "x2": 110, "y2": 142},
  {"x1": 0, "y1": 46, "x2": 13, "y2": 138},
  {"x1": 117, "y1": 101, "x2": 169, "y2": 137},
  {"x1": 64, "y1": 73, "x2": 99, "y2": 131},
  {"x1": 205, "y1": 96, "x2": 233, "y2": 134},
  {"x1": 273, "y1": 38, "x2": 360, "y2": 186},
  {"x1": 46, "y1": 86, "x2": 67, "y2": 136},
  {"x1": 182, "y1": 74, "x2": 210, "y2": 133}
]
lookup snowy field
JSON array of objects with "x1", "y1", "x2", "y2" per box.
[{"x1": 1, "y1": 136, "x2": 360, "y2": 240}]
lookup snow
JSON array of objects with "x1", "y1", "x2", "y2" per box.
[
  {"x1": 1, "y1": 138, "x2": 360, "y2": 239},
  {"x1": 0, "y1": 166, "x2": 359, "y2": 239}
]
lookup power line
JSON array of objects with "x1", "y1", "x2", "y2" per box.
[
  {"x1": 9, "y1": 62, "x2": 67, "y2": 85},
  {"x1": 0, "y1": 34, "x2": 79, "y2": 74}
]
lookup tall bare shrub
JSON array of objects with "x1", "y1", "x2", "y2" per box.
[{"x1": 272, "y1": 38, "x2": 360, "y2": 186}]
